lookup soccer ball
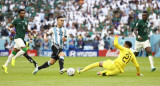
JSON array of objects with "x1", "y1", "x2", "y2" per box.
[{"x1": 67, "y1": 68, "x2": 75, "y2": 76}]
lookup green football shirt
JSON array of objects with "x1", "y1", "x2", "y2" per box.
[
  {"x1": 12, "y1": 18, "x2": 28, "y2": 40},
  {"x1": 135, "y1": 19, "x2": 149, "y2": 42}
]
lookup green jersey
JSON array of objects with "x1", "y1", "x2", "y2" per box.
[
  {"x1": 12, "y1": 18, "x2": 28, "y2": 40},
  {"x1": 135, "y1": 19, "x2": 149, "y2": 42}
]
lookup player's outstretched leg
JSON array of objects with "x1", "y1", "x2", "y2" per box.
[
  {"x1": 77, "y1": 62, "x2": 99, "y2": 74},
  {"x1": 33, "y1": 61, "x2": 50, "y2": 75},
  {"x1": 33, "y1": 59, "x2": 56, "y2": 75},
  {"x1": 23, "y1": 53, "x2": 37, "y2": 67}
]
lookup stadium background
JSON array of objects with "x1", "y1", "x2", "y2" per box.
[{"x1": 0, "y1": 0, "x2": 160, "y2": 57}]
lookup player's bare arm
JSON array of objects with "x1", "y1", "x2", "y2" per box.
[
  {"x1": 7, "y1": 24, "x2": 15, "y2": 34},
  {"x1": 28, "y1": 33, "x2": 33, "y2": 43},
  {"x1": 26, "y1": 26, "x2": 36, "y2": 34},
  {"x1": 44, "y1": 33, "x2": 48, "y2": 42},
  {"x1": 62, "y1": 36, "x2": 67, "y2": 42}
]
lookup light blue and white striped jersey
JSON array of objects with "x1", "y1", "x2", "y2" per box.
[{"x1": 47, "y1": 27, "x2": 67, "y2": 47}]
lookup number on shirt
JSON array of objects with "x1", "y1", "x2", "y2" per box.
[{"x1": 122, "y1": 52, "x2": 132, "y2": 64}]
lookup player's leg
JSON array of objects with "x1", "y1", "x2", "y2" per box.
[
  {"x1": 103, "y1": 68, "x2": 120, "y2": 76},
  {"x1": 2, "y1": 48, "x2": 18, "y2": 73},
  {"x1": 23, "y1": 40, "x2": 37, "y2": 67},
  {"x1": 32, "y1": 51, "x2": 58, "y2": 75},
  {"x1": 145, "y1": 47, "x2": 156, "y2": 71},
  {"x1": 11, "y1": 38, "x2": 27, "y2": 66},
  {"x1": 144, "y1": 40, "x2": 156, "y2": 72},
  {"x1": 97, "y1": 60, "x2": 120, "y2": 76},
  {"x1": 58, "y1": 51, "x2": 67, "y2": 74},
  {"x1": 33, "y1": 58, "x2": 57, "y2": 75},
  {"x1": 134, "y1": 40, "x2": 142, "y2": 56},
  {"x1": 77, "y1": 61, "x2": 100, "y2": 73},
  {"x1": 23, "y1": 53, "x2": 37, "y2": 67}
]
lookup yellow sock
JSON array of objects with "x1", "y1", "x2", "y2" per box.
[{"x1": 81, "y1": 62, "x2": 99, "y2": 72}]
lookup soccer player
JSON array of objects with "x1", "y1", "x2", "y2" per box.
[
  {"x1": 77, "y1": 35, "x2": 143, "y2": 76},
  {"x1": 134, "y1": 11, "x2": 156, "y2": 72},
  {"x1": 2, "y1": 9, "x2": 36, "y2": 73},
  {"x1": 33, "y1": 16, "x2": 67, "y2": 75},
  {"x1": 2, "y1": 28, "x2": 37, "y2": 73}
]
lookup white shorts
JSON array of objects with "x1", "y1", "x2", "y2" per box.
[
  {"x1": 14, "y1": 38, "x2": 26, "y2": 50},
  {"x1": 135, "y1": 40, "x2": 151, "y2": 52}
]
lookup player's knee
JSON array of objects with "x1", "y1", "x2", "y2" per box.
[
  {"x1": 12, "y1": 51, "x2": 17, "y2": 55},
  {"x1": 58, "y1": 52, "x2": 65, "y2": 57},
  {"x1": 49, "y1": 60, "x2": 55, "y2": 65},
  {"x1": 99, "y1": 62, "x2": 103, "y2": 67},
  {"x1": 22, "y1": 47, "x2": 28, "y2": 52},
  {"x1": 146, "y1": 49, "x2": 152, "y2": 54},
  {"x1": 49, "y1": 59, "x2": 56, "y2": 65},
  {"x1": 13, "y1": 48, "x2": 19, "y2": 52}
]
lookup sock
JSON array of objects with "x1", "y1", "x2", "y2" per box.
[
  {"x1": 38, "y1": 61, "x2": 50, "y2": 70},
  {"x1": 149, "y1": 55, "x2": 154, "y2": 68},
  {"x1": 23, "y1": 53, "x2": 34, "y2": 63},
  {"x1": 59, "y1": 56, "x2": 64, "y2": 70},
  {"x1": 13, "y1": 49, "x2": 25, "y2": 59},
  {"x1": 81, "y1": 62, "x2": 99, "y2": 72},
  {"x1": 4, "y1": 54, "x2": 15, "y2": 67}
]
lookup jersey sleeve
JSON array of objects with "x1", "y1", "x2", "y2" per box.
[
  {"x1": 132, "y1": 55, "x2": 140, "y2": 74},
  {"x1": 47, "y1": 28, "x2": 53, "y2": 34},
  {"x1": 114, "y1": 36, "x2": 126, "y2": 51},
  {"x1": 11, "y1": 19, "x2": 17, "y2": 26}
]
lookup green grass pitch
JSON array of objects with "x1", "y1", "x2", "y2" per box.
[{"x1": 0, "y1": 57, "x2": 160, "y2": 86}]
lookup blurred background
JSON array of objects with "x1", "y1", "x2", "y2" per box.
[{"x1": 0, "y1": 0, "x2": 160, "y2": 57}]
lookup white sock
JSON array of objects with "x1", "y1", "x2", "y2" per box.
[
  {"x1": 13, "y1": 50, "x2": 25, "y2": 59},
  {"x1": 149, "y1": 55, "x2": 154, "y2": 68},
  {"x1": 4, "y1": 54, "x2": 15, "y2": 67}
]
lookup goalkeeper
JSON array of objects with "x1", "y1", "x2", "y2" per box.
[{"x1": 77, "y1": 35, "x2": 143, "y2": 76}]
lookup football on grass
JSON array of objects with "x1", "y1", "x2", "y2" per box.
[{"x1": 67, "y1": 68, "x2": 75, "y2": 76}]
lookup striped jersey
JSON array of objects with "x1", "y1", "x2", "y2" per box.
[{"x1": 47, "y1": 27, "x2": 67, "y2": 47}]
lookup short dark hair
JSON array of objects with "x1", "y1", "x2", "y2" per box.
[
  {"x1": 18, "y1": 9, "x2": 25, "y2": 14},
  {"x1": 143, "y1": 11, "x2": 148, "y2": 14},
  {"x1": 57, "y1": 16, "x2": 63, "y2": 20},
  {"x1": 125, "y1": 41, "x2": 132, "y2": 48}
]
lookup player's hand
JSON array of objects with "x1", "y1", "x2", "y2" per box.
[
  {"x1": 30, "y1": 40, "x2": 33, "y2": 43},
  {"x1": 44, "y1": 38, "x2": 48, "y2": 42},
  {"x1": 136, "y1": 73, "x2": 144, "y2": 76},
  {"x1": 62, "y1": 37, "x2": 67, "y2": 42},
  {"x1": 32, "y1": 30, "x2": 37, "y2": 34},
  {"x1": 138, "y1": 36, "x2": 143, "y2": 40},
  {"x1": 11, "y1": 29, "x2": 15, "y2": 34},
  {"x1": 115, "y1": 35, "x2": 119, "y2": 38},
  {"x1": 97, "y1": 71, "x2": 102, "y2": 75}
]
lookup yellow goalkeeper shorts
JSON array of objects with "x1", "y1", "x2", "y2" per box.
[{"x1": 102, "y1": 59, "x2": 120, "y2": 76}]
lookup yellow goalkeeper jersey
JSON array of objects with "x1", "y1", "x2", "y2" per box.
[{"x1": 113, "y1": 36, "x2": 140, "y2": 73}]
